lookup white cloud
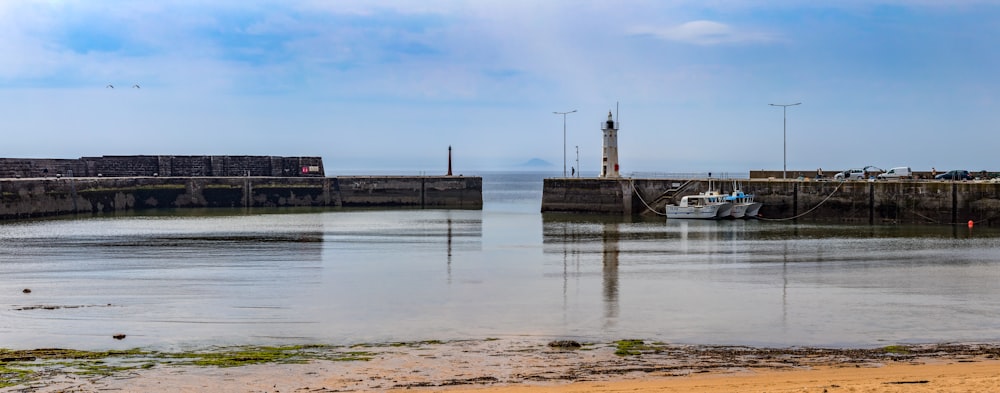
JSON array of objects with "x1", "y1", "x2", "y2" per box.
[{"x1": 630, "y1": 20, "x2": 779, "y2": 45}]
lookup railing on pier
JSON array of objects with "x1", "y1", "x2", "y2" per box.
[{"x1": 628, "y1": 172, "x2": 749, "y2": 180}]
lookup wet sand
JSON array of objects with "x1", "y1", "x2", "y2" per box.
[{"x1": 6, "y1": 339, "x2": 1000, "y2": 392}]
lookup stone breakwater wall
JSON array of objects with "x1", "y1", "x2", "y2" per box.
[
  {"x1": 0, "y1": 176, "x2": 482, "y2": 220},
  {"x1": 0, "y1": 155, "x2": 325, "y2": 178},
  {"x1": 542, "y1": 178, "x2": 1000, "y2": 226}
]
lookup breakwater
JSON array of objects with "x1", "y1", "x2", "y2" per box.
[
  {"x1": 0, "y1": 176, "x2": 482, "y2": 220},
  {"x1": 542, "y1": 178, "x2": 1000, "y2": 226},
  {"x1": 0, "y1": 155, "x2": 325, "y2": 178}
]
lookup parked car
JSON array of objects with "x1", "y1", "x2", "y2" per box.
[
  {"x1": 863, "y1": 166, "x2": 885, "y2": 178},
  {"x1": 935, "y1": 170, "x2": 972, "y2": 180},
  {"x1": 876, "y1": 166, "x2": 912, "y2": 180},
  {"x1": 834, "y1": 168, "x2": 866, "y2": 180}
]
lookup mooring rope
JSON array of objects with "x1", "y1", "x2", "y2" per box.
[
  {"x1": 909, "y1": 210, "x2": 944, "y2": 224},
  {"x1": 631, "y1": 179, "x2": 668, "y2": 216},
  {"x1": 633, "y1": 178, "x2": 845, "y2": 220},
  {"x1": 756, "y1": 181, "x2": 844, "y2": 221}
]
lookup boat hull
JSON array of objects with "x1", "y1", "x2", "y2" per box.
[
  {"x1": 714, "y1": 202, "x2": 734, "y2": 219},
  {"x1": 729, "y1": 203, "x2": 748, "y2": 219},
  {"x1": 666, "y1": 204, "x2": 721, "y2": 219}
]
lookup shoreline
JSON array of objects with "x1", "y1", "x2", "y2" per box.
[{"x1": 3, "y1": 339, "x2": 1000, "y2": 392}]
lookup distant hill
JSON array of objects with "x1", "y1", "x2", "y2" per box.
[{"x1": 518, "y1": 158, "x2": 554, "y2": 168}]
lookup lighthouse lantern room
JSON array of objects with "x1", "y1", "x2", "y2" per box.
[{"x1": 600, "y1": 111, "x2": 620, "y2": 178}]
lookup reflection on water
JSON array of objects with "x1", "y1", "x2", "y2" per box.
[
  {"x1": 602, "y1": 223, "x2": 619, "y2": 327},
  {"x1": 541, "y1": 213, "x2": 1000, "y2": 347},
  {"x1": 2, "y1": 173, "x2": 1000, "y2": 351}
]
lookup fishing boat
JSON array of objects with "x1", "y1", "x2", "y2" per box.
[
  {"x1": 666, "y1": 191, "x2": 732, "y2": 219},
  {"x1": 745, "y1": 198, "x2": 763, "y2": 218},
  {"x1": 725, "y1": 183, "x2": 762, "y2": 218},
  {"x1": 724, "y1": 192, "x2": 750, "y2": 218},
  {"x1": 700, "y1": 190, "x2": 734, "y2": 218}
]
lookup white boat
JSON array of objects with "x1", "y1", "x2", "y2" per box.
[
  {"x1": 745, "y1": 200, "x2": 762, "y2": 218},
  {"x1": 726, "y1": 197, "x2": 749, "y2": 218},
  {"x1": 666, "y1": 192, "x2": 732, "y2": 220},
  {"x1": 725, "y1": 185, "x2": 761, "y2": 219},
  {"x1": 700, "y1": 190, "x2": 733, "y2": 218}
]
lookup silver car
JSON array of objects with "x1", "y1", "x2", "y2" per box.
[{"x1": 834, "y1": 168, "x2": 865, "y2": 180}]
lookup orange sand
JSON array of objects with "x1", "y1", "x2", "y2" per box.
[
  {"x1": 423, "y1": 361, "x2": 1000, "y2": 393},
  {"x1": 67, "y1": 358, "x2": 1000, "y2": 393}
]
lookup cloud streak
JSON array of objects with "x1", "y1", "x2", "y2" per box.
[{"x1": 630, "y1": 20, "x2": 779, "y2": 45}]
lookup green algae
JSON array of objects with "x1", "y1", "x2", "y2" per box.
[
  {"x1": 0, "y1": 348, "x2": 149, "y2": 387},
  {"x1": 613, "y1": 339, "x2": 667, "y2": 356},
  {"x1": 0, "y1": 348, "x2": 145, "y2": 360},
  {"x1": 0, "y1": 346, "x2": 355, "y2": 387},
  {"x1": 168, "y1": 346, "x2": 309, "y2": 367},
  {"x1": 0, "y1": 340, "x2": 447, "y2": 388},
  {"x1": 165, "y1": 345, "x2": 375, "y2": 367},
  {"x1": 882, "y1": 345, "x2": 911, "y2": 354},
  {"x1": 0, "y1": 364, "x2": 31, "y2": 388}
]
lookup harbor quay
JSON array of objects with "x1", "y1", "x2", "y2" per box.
[
  {"x1": 0, "y1": 175, "x2": 482, "y2": 220},
  {"x1": 0, "y1": 155, "x2": 482, "y2": 220},
  {"x1": 541, "y1": 177, "x2": 1000, "y2": 226}
]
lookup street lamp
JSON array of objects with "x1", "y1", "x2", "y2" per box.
[
  {"x1": 553, "y1": 110, "x2": 577, "y2": 177},
  {"x1": 769, "y1": 103, "x2": 801, "y2": 179},
  {"x1": 575, "y1": 145, "x2": 579, "y2": 178}
]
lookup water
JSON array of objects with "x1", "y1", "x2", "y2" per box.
[{"x1": 2, "y1": 172, "x2": 1000, "y2": 351}]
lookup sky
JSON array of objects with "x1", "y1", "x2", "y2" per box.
[{"x1": 1, "y1": 1, "x2": 999, "y2": 175}]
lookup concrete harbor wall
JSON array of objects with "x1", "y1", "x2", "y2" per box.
[
  {"x1": 0, "y1": 176, "x2": 482, "y2": 220},
  {"x1": 0, "y1": 155, "x2": 325, "y2": 178},
  {"x1": 337, "y1": 176, "x2": 483, "y2": 208},
  {"x1": 541, "y1": 178, "x2": 634, "y2": 215},
  {"x1": 542, "y1": 178, "x2": 1000, "y2": 226}
]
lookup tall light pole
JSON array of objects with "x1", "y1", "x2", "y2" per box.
[
  {"x1": 770, "y1": 103, "x2": 801, "y2": 179},
  {"x1": 575, "y1": 145, "x2": 579, "y2": 178},
  {"x1": 553, "y1": 110, "x2": 577, "y2": 177}
]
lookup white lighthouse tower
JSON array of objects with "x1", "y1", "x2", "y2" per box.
[{"x1": 600, "y1": 111, "x2": 620, "y2": 178}]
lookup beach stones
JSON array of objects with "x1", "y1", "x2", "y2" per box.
[{"x1": 547, "y1": 340, "x2": 582, "y2": 349}]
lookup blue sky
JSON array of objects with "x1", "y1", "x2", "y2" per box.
[{"x1": 1, "y1": 1, "x2": 998, "y2": 175}]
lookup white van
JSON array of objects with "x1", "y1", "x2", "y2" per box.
[{"x1": 877, "y1": 166, "x2": 911, "y2": 180}]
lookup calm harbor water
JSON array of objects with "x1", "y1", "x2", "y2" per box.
[{"x1": 2, "y1": 172, "x2": 1000, "y2": 351}]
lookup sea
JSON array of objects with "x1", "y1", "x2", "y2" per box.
[{"x1": 2, "y1": 171, "x2": 1000, "y2": 351}]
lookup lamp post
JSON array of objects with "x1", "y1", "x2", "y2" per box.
[
  {"x1": 769, "y1": 103, "x2": 801, "y2": 179},
  {"x1": 553, "y1": 110, "x2": 577, "y2": 177},
  {"x1": 575, "y1": 145, "x2": 579, "y2": 178}
]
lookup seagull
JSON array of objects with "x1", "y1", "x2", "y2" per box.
[
  {"x1": 106, "y1": 83, "x2": 114, "y2": 88},
  {"x1": 132, "y1": 84, "x2": 140, "y2": 89}
]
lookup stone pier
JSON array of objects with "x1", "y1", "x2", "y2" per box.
[
  {"x1": 0, "y1": 176, "x2": 482, "y2": 220},
  {"x1": 542, "y1": 178, "x2": 1000, "y2": 226}
]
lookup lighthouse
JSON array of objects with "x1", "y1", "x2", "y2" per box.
[{"x1": 600, "y1": 111, "x2": 620, "y2": 178}]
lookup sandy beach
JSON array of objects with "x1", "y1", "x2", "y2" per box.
[
  {"x1": 437, "y1": 361, "x2": 1000, "y2": 393},
  {"x1": 4, "y1": 339, "x2": 1000, "y2": 392}
]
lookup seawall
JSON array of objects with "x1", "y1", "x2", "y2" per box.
[
  {"x1": 0, "y1": 155, "x2": 325, "y2": 178},
  {"x1": 542, "y1": 178, "x2": 1000, "y2": 226},
  {"x1": 0, "y1": 176, "x2": 482, "y2": 220}
]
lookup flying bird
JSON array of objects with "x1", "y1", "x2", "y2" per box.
[
  {"x1": 132, "y1": 84, "x2": 140, "y2": 89},
  {"x1": 106, "y1": 83, "x2": 114, "y2": 88}
]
